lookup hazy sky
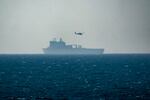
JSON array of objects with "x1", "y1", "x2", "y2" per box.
[{"x1": 0, "y1": 0, "x2": 150, "y2": 53}]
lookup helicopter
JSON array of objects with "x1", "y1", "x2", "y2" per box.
[{"x1": 74, "y1": 32, "x2": 84, "y2": 35}]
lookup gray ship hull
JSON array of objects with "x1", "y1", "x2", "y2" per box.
[{"x1": 43, "y1": 48, "x2": 104, "y2": 55}]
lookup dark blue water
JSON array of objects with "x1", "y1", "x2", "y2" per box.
[{"x1": 0, "y1": 54, "x2": 150, "y2": 100}]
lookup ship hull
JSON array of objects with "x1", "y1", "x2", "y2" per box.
[{"x1": 43, "y1": 48, "x2": 104, "y2": 55}]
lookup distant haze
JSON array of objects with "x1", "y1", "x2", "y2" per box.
[{"x1": 0, "y1": 0, "x2": 150, "y2": 53}]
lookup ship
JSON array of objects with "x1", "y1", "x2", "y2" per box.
[{"x1": 43, "y1": 38, "x2": 104, "y2": 55}]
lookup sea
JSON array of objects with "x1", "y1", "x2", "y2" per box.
[{"x1": 0, "y1": 54, "x2": 150, "y2": 100}]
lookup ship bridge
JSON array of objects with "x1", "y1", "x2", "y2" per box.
[{"x1": 50, "y1": 38, "x2": 73, "y2": 49}]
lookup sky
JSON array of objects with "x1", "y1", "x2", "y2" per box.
[{"x1": 0, "y1": 0, "x2": 150, "y2": 53}]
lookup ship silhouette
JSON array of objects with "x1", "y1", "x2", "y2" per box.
[{"x1": 43, "y1": 38, "x2": 104, "y2": 55}]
